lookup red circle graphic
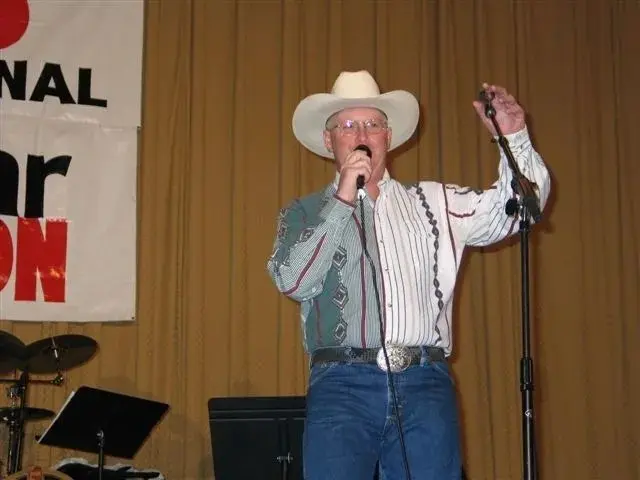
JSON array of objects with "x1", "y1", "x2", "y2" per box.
[{"x1": 0, "y1": 0, "x2": 30, "y2": 49}]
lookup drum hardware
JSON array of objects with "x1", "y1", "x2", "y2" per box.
[
  {"x1": 4, "y1": 465, "x2": 73, "y2": 480},
  {"x1": 0, "y1": 331, "x2": 99, "y2": 476},
  {"x1": 1, "y1": 371, "x2": 60, "y2": 475}
]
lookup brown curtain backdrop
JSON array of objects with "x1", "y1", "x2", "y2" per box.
[{"x1": 2, "y1": 0, "x2": 639, "y2": 478}]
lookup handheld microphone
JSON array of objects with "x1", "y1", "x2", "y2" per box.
[
  {"x1": 355, "y1": 144, "x2": 371, "y2": 190},
  {"x1": 478, "y1": 89, "x2": 496, "y2": 118}
]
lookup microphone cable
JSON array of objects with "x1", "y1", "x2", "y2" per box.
[{"x1": 355, "y1": 173, "x2": 413, "y2": 480}]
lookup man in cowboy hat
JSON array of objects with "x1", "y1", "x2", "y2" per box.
[{"x1": 267, "y1": 70, "x2": 550, "y2": 479}]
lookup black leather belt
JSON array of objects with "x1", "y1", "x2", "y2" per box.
[{"x1": 311, "y1": 345, "x2": 445, "y2": 373}]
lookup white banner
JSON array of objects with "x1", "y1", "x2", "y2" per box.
[
  {"x1": 0, "y1": 114, "x2": 137, "y2": 322},
  {"x1": 0, "y1": 0, "x2": 142, "y2": 321},
  {"x1": 0, "y1": 0, "x2": 144, "y2": 127}
]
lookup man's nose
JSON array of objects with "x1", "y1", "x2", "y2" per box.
[{"x1": 355, "y1": 126, "x2": 369, "y2": 141}]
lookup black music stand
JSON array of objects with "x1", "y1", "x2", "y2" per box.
[
  {"x1": 208, "y1": 396, "x2": 305, "y2": 480},
  {"x1": 37, "y1": 386, "x2": 169, "y2": 480}
]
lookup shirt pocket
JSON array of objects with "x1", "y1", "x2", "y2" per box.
[{"x1": 402, "y1": 208, "x2": 432, "y2": 240}]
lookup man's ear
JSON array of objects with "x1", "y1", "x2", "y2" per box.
[
  {"x1": 323, "y1": 130, "x2": 333, "y2": 153},
  {"x1": 386, "y1": 127, "x2": 392, "y2": 149}
]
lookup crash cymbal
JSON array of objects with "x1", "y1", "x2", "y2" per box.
[
  {"x1": 0, "y1": 331, "x2": 27, "y2": 374},
  {"x1": 0, "y1": 407, "x2": 55, "y2": 423},
  {"x1": 24, "y1": 335, "x2": 98, "y2": 374}
]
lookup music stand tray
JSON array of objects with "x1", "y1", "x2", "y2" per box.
[{"x1": 37, "y1": 386, "x2": 169, "y2": 478}]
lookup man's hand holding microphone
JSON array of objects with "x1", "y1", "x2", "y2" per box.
[{"x1": 336, "y1": 145, "x2": 371, "y2": 203}]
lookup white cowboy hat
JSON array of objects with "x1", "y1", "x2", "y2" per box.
[{"x1": 292, "y1": 70, "x2": 420, "y2": 159}]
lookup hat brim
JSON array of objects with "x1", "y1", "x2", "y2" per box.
[{"x1": 292, "y1": 90, "x2": 420, "y2": 159}]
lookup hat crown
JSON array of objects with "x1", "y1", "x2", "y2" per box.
[{"x1": 330, "y1": 70, "x2": 381, "y2": 99}]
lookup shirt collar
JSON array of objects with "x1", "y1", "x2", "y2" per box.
[{"x1": 332, "y1": 169, "x2": 392, "y2": 190}]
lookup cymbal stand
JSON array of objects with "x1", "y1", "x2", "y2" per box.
[
  {"x1": 6, "y1": 371, "x2": 28, "y2": 474},
  {"x1": 0, "y1": 372, "x2": 65, "y2": 475},
  {"x1": 40, "y1": 341, "x2": 65, "y2": 386}
]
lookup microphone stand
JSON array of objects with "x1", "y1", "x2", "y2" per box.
[{"x1": 481, "y1": 92, "x2": 540, "y2": 480}]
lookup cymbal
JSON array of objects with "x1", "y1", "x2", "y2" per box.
[
  {"x1": 0, "y1": 331, "x2": 27, "y2": 374},
  {"x1": 0, "y1": 406, "x2": 55, "y2": 423},
  {"x1": 24, "y1": 334, "x2": 98, "y2": 374}
]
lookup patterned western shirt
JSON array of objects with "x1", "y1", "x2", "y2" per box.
[{"x1": 267, "y1": 127, "x2": 551, "y2": 356}]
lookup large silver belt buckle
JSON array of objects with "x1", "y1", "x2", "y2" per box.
[{"x1": 376, "y1": 344, "x2": 411, "y2": 373}]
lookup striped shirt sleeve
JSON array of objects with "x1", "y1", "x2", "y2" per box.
[
  {"x1": 445, "y1": 126, "x2": 551, "y2": 247},
  {"x1": 267, "y1": 193, "x2": 354, "y2": 302}
]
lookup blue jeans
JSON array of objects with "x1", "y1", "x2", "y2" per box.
[{"x1": 303, "y1": 354, "x2": 461, "y2": 480}]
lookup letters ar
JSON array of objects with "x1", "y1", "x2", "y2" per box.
[{"x1": 0, "y1": 151, "x2": 71, "y2": 218}]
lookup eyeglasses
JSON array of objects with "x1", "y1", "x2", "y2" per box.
[{"x1": 327, "y1": 119, "x2": 388, "y2": 135}]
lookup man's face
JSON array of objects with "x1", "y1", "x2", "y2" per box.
[{"x1": 323, "y1": 107, "x2": 392, "y2": 176}]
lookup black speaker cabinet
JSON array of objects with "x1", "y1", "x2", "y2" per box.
[
  {"x1": 208, "y1": 395, "x2": 464, "y2": 480},
  {"x1": 208, "y1": 396, "x2": 305, "y2": 480}
]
